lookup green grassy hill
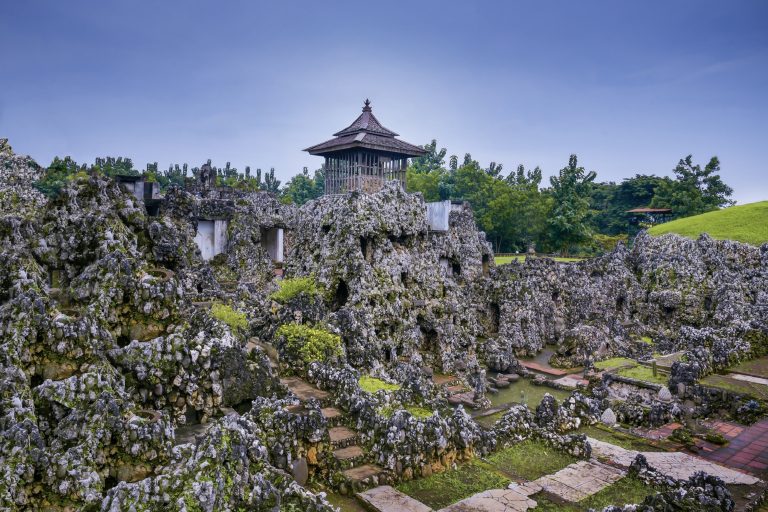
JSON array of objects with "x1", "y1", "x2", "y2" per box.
[{"x1": 648, "y1": 201, "x2": 768, "y2": 246}]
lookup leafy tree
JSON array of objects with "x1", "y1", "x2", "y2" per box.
[
  {"x1": 651, "y1": 155, "x2": 734, "y2": 217},
  {"x1": 547, "y1": 155, "x2": 596, "y2": 255},
  {"x1": 410, "y1": 140, "x2": 447, "y2": 174},
  {"x1": 282, "y1": 167, "x2": 323, "y2": 205}
]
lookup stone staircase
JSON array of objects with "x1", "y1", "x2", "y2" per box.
[{"x1": 279, "y1": 374, "x2": 388, "y2": 493}]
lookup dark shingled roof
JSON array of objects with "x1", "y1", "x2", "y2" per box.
[{"x1": 304, "y1": 100, "x2": 427, "y2": 157}]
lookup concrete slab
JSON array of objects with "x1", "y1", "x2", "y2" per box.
[
  {"x1": 439, "y1": 488, "x2": 536, "y2": 512},
  {"x1": 533, "y1": 461, "x2": 624, "y2": 502},
  {"x1": 587, "y1": 436, "x2": 761, "y2": 485},
  {"x1": 357, "y1": 485, "x2": 433, "y2": 512}
]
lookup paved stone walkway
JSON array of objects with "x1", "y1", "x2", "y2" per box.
[
  {"x1": 439, "y1": 488, "x2": 536, "y2": 512},
  {"x1": 358, "y1": 485, "x2": 433, "y2": 512},
  {"x1": 280, "y1": 376, "x2": 330, "y2": 402},
  {"x1": 704, "y1": 418, "x2": 768, "y2": 475},
  {"x1": 588, "y1": 437, "x2": 760, "y2": 485},
  {"x1": 532, "y1": 460, "x2": 625, "y2": 502}
]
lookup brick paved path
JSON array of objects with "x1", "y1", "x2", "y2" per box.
[{"x1": 705, "y1": 419, "x2": 768, "y2": 475}]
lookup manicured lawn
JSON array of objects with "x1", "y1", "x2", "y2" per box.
[
  {"x1": 594, "y1": 357, "x2": 636, "y2": 371},
  {"x1": 495, "y1": 255, "x2": 585, "y2": 265},
  {"x1": 616, "y1": 365, "x2": 669, "y2": 386},
  {"x1": 700, "y1": 374, "x2": 768, "y2": 400},
  {"x1": 531, "y1": 476, "x2": 653, "y2": 511},
  {"x1": 486, "y1": 440, "x2": 579, "y2": 481},
  {"x1": 647, "y1": 201, "x2": 768, "y2": 246},
  {"x1": 396, "y1": 460, "x2": 510, "y2": 510},
  {"x1": 729, "y1": 356, "x2": 768, "y2": 379}
]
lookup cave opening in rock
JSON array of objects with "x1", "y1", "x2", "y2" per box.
[
  {"x1": 30, "y1": 374, "x2": 43, "y2": 388},
  {"x1": 360, "y1": 236, "x2": 373, "y2": 262},
  {"x1": 616, "y1": 296, "x2": 625, "y2": 310},
  {"x1": 333, "y1": 280, "x2": 349, "y2": 310},
  {"x1": 185, "y1": 407, "x2": 202, "y2": 425},
  {"x1": 482, "y1": 254, "x2": 490, "y2": 276},
  {"x1": 117, "y1": 334, "x2": 131, "y2": 348},
  {"x1": 451, "y1": 261, "x2": 461, "y2": 276},
  {"x1": 490, "y1": 302, "x2": 500, "y2": 334},
  {"x1": 401, "y1": 271, "x2": 409, "y2": 287},
  {"x1": 103, "y1": 476, "x2": 118, "y2": 490}
]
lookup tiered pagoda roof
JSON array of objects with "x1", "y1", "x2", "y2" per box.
[{"x1": 304, "y1": 100, "x2": 427, "y2": 157}]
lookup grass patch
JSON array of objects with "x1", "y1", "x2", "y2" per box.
[
  {"x1": 495, "y1": 255, "x2": 585, "y2": 265},
  {"x1": 616, "y1": 366, "x2": 669, "y2": 386},
  {"x1": 578, "y1": 424, "x2": 665, "y2": 452},
  {"x1": 210, "y1": 303, "x2": 248, "y2": 335},
  {"x1": 730, "y1": 356, "x2": 768, "y2": 379},
  {"x1": 647, "y1": 201, "x2": 768, "y2": 246},
  {"x1": 639, "y1": 336, "x2": 653, "y2": 345},
  {"x1": 359, "y1": 376, "x2": 401, "y2": 394},
  {"x1": 396, "y1": 460, "x2": 509, "y2": 510},
  {"x1": 594, "y1": 357, "x2": 636, "y2": 370},
  {"x1": 379, "y1": 404, "x2": 434, "y2": 419},
  {"x1": 531, "y1": 476, "x2": 653, "y2": 511},
  {"x1": 486, "y1": 440, "x2": 578, "y2": 481},
  {"x1": 269, "y1": 276, "x2": 320, "y2": 303},
  {"x1": 700, "y1": 374, "x2": 768, "y2": 400}
]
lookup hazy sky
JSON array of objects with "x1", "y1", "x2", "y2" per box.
[{"x1": 2, "y1": 1, "x2": 767, "y2": 203}]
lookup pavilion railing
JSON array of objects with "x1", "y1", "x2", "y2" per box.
[{"x1": 323, "y1": 162, "x2": 406, "y2": 195}]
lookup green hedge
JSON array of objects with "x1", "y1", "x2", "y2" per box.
[{"x1": 269, "y1": 276, "x2": 320, "y2": 304}]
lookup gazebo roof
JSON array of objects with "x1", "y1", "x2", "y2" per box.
[{"x1": 304, "y1": 100, "x2": 427, "y2": 158}]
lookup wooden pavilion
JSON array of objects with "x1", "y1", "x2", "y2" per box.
[{"x1": 304, "y1": 100, "x2": 427, "y2": 195}]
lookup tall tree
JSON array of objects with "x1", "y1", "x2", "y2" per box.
[
  {"x1": 410, "y1": 140, "x2": 447, "y2": 174},
  {"x1": 282, "y1": 167, "x2": 323, "y2": 205},
  {"x1": 547, "y1": 155, "x2": 597, "y2": 255},
  {"x1": 651, "y1": 155, "x2": 734, "y2": 217}
]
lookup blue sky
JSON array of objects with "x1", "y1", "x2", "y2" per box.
[{"x1": 2, "y1": 1, "x2": 767, "y2": 203}]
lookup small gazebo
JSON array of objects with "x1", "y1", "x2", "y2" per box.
[{"x1": 304, "y1": 99, "x2": 427, "y2": 195}]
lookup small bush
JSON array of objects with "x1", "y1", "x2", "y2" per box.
[
  {"x1": 359, "y1": 376, "x2": 401, "y2": 393},
  {"x1": 704, "y1": 432, "x2": 728, "y2": 445},
  {"x1": 270, "y1": 276, "x2": 320, "y2": 304},
  {"x1": 276, "y1": 323, "x2": 342, "y2": 364},
  {"x1": 211, "y1": 303, "x2": 248, "y2": 335}
]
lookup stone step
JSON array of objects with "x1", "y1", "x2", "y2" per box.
[
  {"x1": 445, "y1": 384, "x2": 469, "y2": 396},
  {"x1": 342, "y1": 464, "x2": 389, "y2": 493},
  {"x1": 321, "y1": 406, "x2": 343, "y2": 426},
  {"x1": 333, "y1": 445, "x2": 365, "y2": 462},
  {"x1": 280, "y1": 376, "x2": 330, "y2": 403},
  {"x1": 330, "y1": 426, "x2": 359, "y2": 448},
  {"x1": 357, "y1": 485, "x2": 433, "y2": 512}
]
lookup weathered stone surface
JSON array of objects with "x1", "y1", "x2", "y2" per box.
[
  {"x1": 439, "y1": 488, "x2": 536, "y2": 512},
  {"x1": 357, "y1": 485, "x2": 433, "y2": 512}
]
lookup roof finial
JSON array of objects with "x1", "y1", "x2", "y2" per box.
[{"x1": 362, "y1": 98, "x2": 372, "y2": 112}]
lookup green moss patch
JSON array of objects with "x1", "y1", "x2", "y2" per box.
[
  {"x1": 275, "y1": 323, "x2": 343, "y2": 364},
  {"x1": 531, "y1": 476, "x2": 652, "y2": 511},
  {"x1": 396, "y1": 460, "x2": 510, "y2": 510},
  {"x1": 210, "y1": 303, "x2": 248, "y2": 335},
  {"x1": 359, "y1": 376, "x2": 401, "y2": 393},
  {"x1": 269, "y1": 276, "x2": 320, "y2": 303},
  {"x1": 486, "y1": 440, "x2": 578, "y2": 481},
  {"x1": 378, "y1": 405, "x2": 434, "y2": 419}
]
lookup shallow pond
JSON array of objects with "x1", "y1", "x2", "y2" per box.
[{"x1": 487, "y1": 377, "x2": 571, "y2": 409}]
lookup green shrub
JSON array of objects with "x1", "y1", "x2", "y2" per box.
[
  {"x1": 276, "y1": 323, "x2": 342, "y2": 364},
  {"x1": 704, "y1": 432, "x2": 728, "y2": 445},
  {"x1": 359, "y1": 376, "x2": 401, "y2": 393},
  {"x1": 211, "y1": 303, "x2": 248, "y2": 335},
  {"x1": 270, "y1": 276, "x2": 320, "y2": 304}
]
